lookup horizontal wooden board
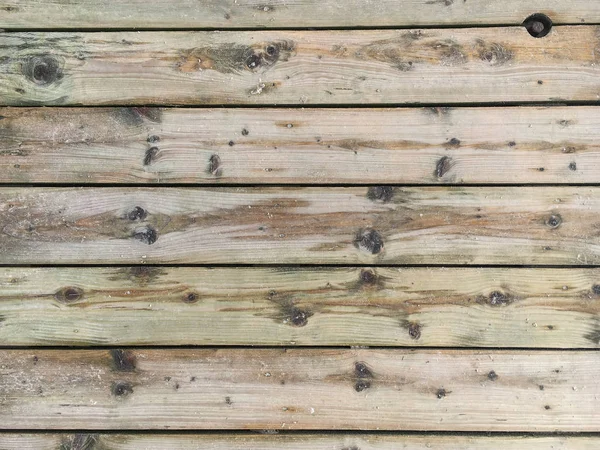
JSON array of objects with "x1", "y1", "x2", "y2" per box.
[
  {"x1": 0, "y1": 434, "x2": 597, "y2": 450},
  {"x1": 0, "y1": 0, "x2": 597, "y2": 29},
  {"x1": 2, "y1": 267, "x2": 600, "y2": 347},
  {"x1": 1, "y1": 349, "x2": 599, "y2": 430},
  {"x1": 1, "y1": 187, "x2": 600, "y2": 265},
  {"x1": 0, "y1": 106, "x2": 596, "y2": 184},
  {"x1": 2, "y1": 27, "x2": 600, "y2": 105}
]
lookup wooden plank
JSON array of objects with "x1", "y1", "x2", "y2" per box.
[
  {"x1": 0, "y1": 1, "x2": 597, "y2": 29},
  {"x1": 2, "y1": 267, "x2": 600, "y2": 347},
  {"x1": 1, "y1": 186, "x2": 599, "y2": 265},
  {"x1": 2, "y1": 27, "x2": 600, "y2": 106},
  {"x1": 1, "y1": 349, "x2": 599, "y2": 430},
  {"x1": 0, "y1": 106, "x2": 595, "y2": 184},
  {"x1": 0, "y1": 434, "x2": 597, "y2": 450}
]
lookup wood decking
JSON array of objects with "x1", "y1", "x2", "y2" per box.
[
  {"x1": 1, "y1": 106, "x2": 597, "y2": 184},
  {"x1": 1, "y1": 2, "x2": 599, "y2": 448},
  {"x1": 3, "y1": 267, "x2": 600, "y2": 347},
  {"x1": 1, "y1": 0, "x2": 599, "y2": 28},
  {"x1": 3, "y1": 28, "x2": 600, "y2": 105}
]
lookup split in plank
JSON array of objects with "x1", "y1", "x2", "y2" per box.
[
  {"x1": 2, "y1": 27, "x2": 600, "y2": 106},
  {"x1": 0, "y1": 1, "x2": 594, "y2": 29},
  {"x1": 0, "y1": 106, "x2": 594, "y2": 184},
  {"x1": 1, "y1": 186, "x2": 600, "y2": 265},
  {"x1": 1, "y1": 267, "x2": 600, "y2": 347},
  {"x1": 1, "y1": 434, "x2": 598, "y2": 450},
  {"x1": 1, "y1": 349, "x2": 599, "y2": 431}
]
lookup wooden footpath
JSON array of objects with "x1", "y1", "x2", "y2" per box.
[{"x1": 1, "y1": 2, "x2": 599, "y2": 448}]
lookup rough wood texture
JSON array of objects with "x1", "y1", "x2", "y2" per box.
[
  {"x1": 2, "y1": 267, "x2": 600, "y2": 347},
  {"x1": 0, "y1": 0, "x2": 597, "y2": 29},
  {"x1": 1, "y1": 349, "x2": 599, "y2": 431},
  {"x1": 0, "y1": 434, "x2": 597, "y2": 449},
  {"x1": 2, "y1": 27, "x2": 600, "y2": 106},
  {"x1": 0, "y1": 106, "x2": 595, "y2": 184},
  {"x1": 1, "y1": 186, "x2": 599, "y2": 265}
]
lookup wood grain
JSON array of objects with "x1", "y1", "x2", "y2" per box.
[
  {"x1": 0, "y1": 433, "x2": 597, "y2": 449},
  {"x1": 0, "y1": 0, "x2": 596, "y2": 29},
  {"x1": 2, "y1": 27, "x2": 600, "y2": 106},
  {"x1": 1, "y1": 186, "x2": 600, "y2": 265},
  {"x1": 1, "y1": 349, "x2": 599, "y2": 430},
  {"x1": 0, "y1": 106, "x2": 595, "y2": 184},
  {"x1": 1, "y1": 267, "x2": 600, "y2": 347}
]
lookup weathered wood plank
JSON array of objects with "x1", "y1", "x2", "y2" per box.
[
  {"x1": 1, "y1": 187, "x2": 599, "y2": 265},
  {"x1": 2, "y1": 28, "x2": 600, "y2": 106},
  {"x1": 0, "y1": 1, "x2": 595, "y2": 29},
  {"x1": 0, "y1": 433, "x2": 597, "y2": 450},
  {"x1": 1, "y1": 349, "x2": 599, "y2": 430},
  {"x1": 2, "y1": 267, "x2": 600, "y2": 347},
  {"x1": 0, "y1": 106, "x2": 594, "y2": 184}
]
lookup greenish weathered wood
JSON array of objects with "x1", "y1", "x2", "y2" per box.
[
  {"x1": 0, "y1": 0, "x2": 595, "y2": 29},
  {"x1": 1, "y1": 267, "x2": 599, "y2": 347},
  {"x1": 0, "y1": 106, "x2": 594, "y2": 184},
  {"x1": 1, "y1": 27, "x2": 600, "y2": 106},
  {"x1": 1, "y1": 349, "x2": 599, "y2": 430},
  {"x1": 0, "y1": 187, "x2": 599, "y2": 265},
  {"x1": 0, "y1": 433, "x2": 597, "y2": 449}
]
